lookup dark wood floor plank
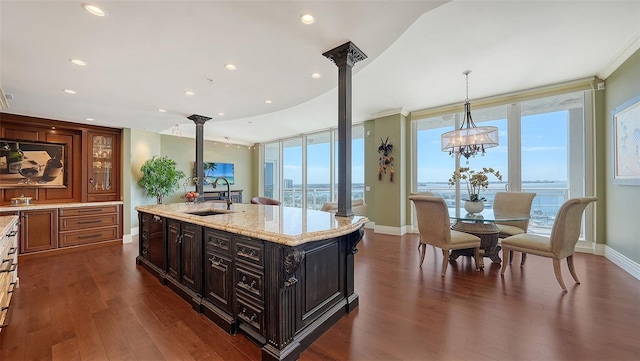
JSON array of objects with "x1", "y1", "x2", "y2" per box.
[{"x1": 2, "y1": 229, "x2": 639, "y2": 361}]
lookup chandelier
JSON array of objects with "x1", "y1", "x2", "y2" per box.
[{"x1": 441, "y1": 70, "x2": 498, "y2": 160}]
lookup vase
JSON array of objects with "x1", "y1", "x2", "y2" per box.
[{"x1": 464, "y1": 200, "x2": 484, "y2": 214}]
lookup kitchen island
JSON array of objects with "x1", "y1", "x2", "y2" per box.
[{"x1": 135, "y1": 202, "x2": 367, "y2": 361}]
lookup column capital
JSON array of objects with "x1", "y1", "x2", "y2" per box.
[
  {"x1": 187, "y1": 114, "x2": 212, "y2": 124},
  {"x1": 323, "y1": 41, "x2": 368, "y2": 68}
]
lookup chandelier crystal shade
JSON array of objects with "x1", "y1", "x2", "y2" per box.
[{"x1": 441, "y1": 70, "x2": 499, "y2": 160}]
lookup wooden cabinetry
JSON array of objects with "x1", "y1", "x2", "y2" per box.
[
  {"x1": 202, "y1": 190, "x2": 243, "y2": 203},
  {"x1": 202, "y1": 228, "x2": 235, "y2": 332},
  {"x1": 58, "y1": 205, "x2": 121, "y2": 248},
  {"x1": 167, "y1": 219, "x2": 202, "y2": 307},
  {"x1": 20, "y1": 208, "x2": 58, "y2": 253},
  {"x1": 137, "y1": 212, "x2": 166, "y2": 281},
  {"x1": 234, "y1": 237, "x2": 265, "y2": 339},
  {"x1": 86, "y1": 131, "x2": 120, "y2": 202},
  {"x1": 0, "y1": 216, "x2": 18, "y2": 332}
]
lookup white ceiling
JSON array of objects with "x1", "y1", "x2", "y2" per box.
[{"x1": 2, "y1": 1, "x2": 639, "y2": 146}]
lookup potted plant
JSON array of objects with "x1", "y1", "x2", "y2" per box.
[
  {"x1": 138, "y1": 155, "x2": 186, "y2": 204},
  {"x1": 448, "y1": 166, "x2": 502, "y2": 213}
]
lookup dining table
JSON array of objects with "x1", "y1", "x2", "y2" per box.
[{"x1": 448, "y1": 208, "x2": 530, "y2": 268}]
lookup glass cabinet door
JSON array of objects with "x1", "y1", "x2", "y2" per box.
[{"x1": 89, "y1": 134, "x2": 114, "y2": 192}]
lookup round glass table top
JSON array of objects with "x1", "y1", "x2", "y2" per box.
[{"x1": 448, "y1": 208, "x2": 530, "y2": 222}]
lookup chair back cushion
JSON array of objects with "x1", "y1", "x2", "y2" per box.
[
  {"x1": 493, "y1": 192, "x2": 536, "y2": 232},
  {"x1": 251, "y1": 196, "x2": 281, "y2": 205},
  {"x1": 550, "y1": 197, "x2": 597, "y2": 258},
  {"x1": 409, "y1": 195, "x2": 451, "y2": 248}
]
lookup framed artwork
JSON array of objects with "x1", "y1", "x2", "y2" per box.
[
  {"x1": 612, "y1": 94, "x2": 640, "y2": 185},
  {"x1": 0, "y1": 139, "x2": 67, "y2": 189}
]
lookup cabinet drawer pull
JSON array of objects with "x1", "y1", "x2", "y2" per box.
[
  {"x1": 7, "y1": 247, "x2": 17, "y2": 256},
  {"x1": 5, "y1": 231, "x2": 17, "y2": 237},
  {"x1": 1, "y1": 263, "x2": 16, "y2": 273},
  {"x1": 209, "y1": 256, "x2": 221, "y2": 267},
  {"x1": 78, "y1": 219, "x2": 102, "y2": 225},
  {"x1": 152, "y1": 215, "x2": 162, "y2": 222},
  {"x1": 77, "y1": 209, "x2": 102, "y2": 213},
  {"x1": 7, "y1": 282, "x2": 16, "y2": 294},
  {"x1": 78, "y1": 233, "x2": 102, "y2": 240},
  {"x1": 0, "y1": 306, "x2": 9, "y2": 328}
]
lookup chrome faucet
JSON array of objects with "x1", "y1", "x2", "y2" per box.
[{"x1": 212, "y1": 176, "x2": 232, "y2": 210}]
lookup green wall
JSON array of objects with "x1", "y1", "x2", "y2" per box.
[
  {"x1": 125, "y1": 130, "x2": 255, "y2": 231},
  {"x1": 604, "y1": 49, "x2": 640, "y2": 263}
]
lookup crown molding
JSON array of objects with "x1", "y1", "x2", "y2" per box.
[
  {"x1": 370, "y1": 107, "x2": 408, "y2": 119},
  {"x1": 598, "y1": 32, "x2": 640, "y2": 80}
]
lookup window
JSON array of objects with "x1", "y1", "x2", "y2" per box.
[
  {"x1": 413, "y1": 91, "x2": 589, "y2": 237},
  {"x1": 260, "y1": 125, "x2": 365, "y2": 209}
]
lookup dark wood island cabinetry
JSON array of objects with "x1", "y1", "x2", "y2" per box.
[{"x1": 135, "y1": 203, "x2": 367, "y2": 361}]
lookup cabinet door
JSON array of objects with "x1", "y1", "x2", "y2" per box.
[
  {"x1": 149, "y1": 218, "x2": 165, "y2": 270},
  {"x1": 167, "y1": 220, "x2": 181, "y2": 281},
  {"x1": 180, "y1": 223, "x2": 202, "y2": 294},
  {"x1": 87, "y1": 131, "x2": 120, "y2": 202},
  {"x1": 204, "y1": 229, "x2": 233, "y2": 312},
  {"x1": 20, "y1": 209, "x2": 58, "y2": 253}
]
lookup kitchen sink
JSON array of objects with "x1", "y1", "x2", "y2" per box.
[{"x1": 186, "y1": 209, "x2": 234, "y2": 216}]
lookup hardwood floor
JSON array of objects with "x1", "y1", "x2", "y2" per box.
[{"x1": 2, "y1": 229, "x2": 639, "y2": 360}]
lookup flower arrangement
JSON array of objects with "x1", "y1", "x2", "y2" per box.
[{"x1": 448, "y1": 167, "x2": 502, "y2": 202}]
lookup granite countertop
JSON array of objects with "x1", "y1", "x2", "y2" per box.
[
  {"x1": 0, "y1": 216, "x2": 19, "y2": 237},
  {"x1": 136, "y1": 202, "x2": 368, "y2": 246},
  {"x1": 0, "y1": 201, "x2": 123, "y2": 212}
]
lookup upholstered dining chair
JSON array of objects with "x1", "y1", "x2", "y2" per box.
[
  {"x1": 409, "y1": 194, "x2": 482, "y2": 276},
  {"x1": 500, "y1": 197, "x2": 597, "y2": 291},
  {"x1": 493, "y1": 191, "x2": 536, "y2": 266},
  {"x1": 250, "y1": 196, "x2": 281, "y2": 205}
]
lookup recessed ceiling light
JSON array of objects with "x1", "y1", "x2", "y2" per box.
[
  {"x1": 264, "y1": 100, "x2": 272, "y2": 104},
  {"x1": 85, "y1": 117, "x2": 95, "y2": 121},
  {"x1": 63, "y1": 89, "x2": 76, "y2": 94},
  {"x1": 70, "y1": 59, "x2": 87, "y2": 66},
  {"x1": 301, "y1": 14, "x2": 314, "y2": 24},
  {"x1": 82, "y1": 3, "x2": 106, "y2": 17},
  {"x1": 158, "y1": 109, "x2": 167, "y2": 113},
  {"x1": 225, "y1": 64, "x2": 236, "y2": 70},
  {"x1": 311, "y1": 72, "x2": 321, "y2": 79},
  {"x1": 184, "y1": 91, "x2": 194, "y2": 96},
  {"x1": 217, "y1": 112, "x2": 224, "y2": 116}
]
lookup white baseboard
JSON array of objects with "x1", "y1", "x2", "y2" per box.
[
  {"x1": 603, "y1": 245, "x2": 640, "y2": 281},
  {"x1": 364, "y1": 222, "x2": 375, "y2": 229},
  {"x1": 122, "y1": 234, "x2": 133, "y2": 244},
  {"x1": 373, "y1": 224, "x2": 409, "y2": 236},
  {"x1": 131, "y1": 226, "x2": 139, "y2": 235}
]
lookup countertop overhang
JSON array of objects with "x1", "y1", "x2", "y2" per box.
[{"x1": 136, "y1": 202, "x2": 368, "y2": 246}]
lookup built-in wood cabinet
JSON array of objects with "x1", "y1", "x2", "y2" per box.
[
  {"x1": 167, "y1": 219, "x2": 202, "y2": 303},
  {"x1": 58, "y1": 205, "x2": 121, "y2": 248},
  {"x1": 136, "y1": 210, "x2": 365, "y2": 361},
  {"x1": 0, "y1": 216, "x2": 18, "y2": 333},
  {"x1": 20, "y1": 208, "x2": 58, "y2": 254},
  {"x1": 0, "y1": 113, "x2": 121, "y2": 204},
  {"x1": 87, "y1": 131, "x2": 120, "y2": 202},
  {"x1": 138, "y1": 212, "x2": 165, "y2": 280}
]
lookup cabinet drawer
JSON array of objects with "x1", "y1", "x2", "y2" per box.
[
  {"x1": 235, "y1": 296, "x2": 264, "y2": 335},
  {"x1": 59, "y1": 205, "x2": 119, "y2": 217},
  {"x1": 59, "y1": 226, "x2": 118, "y2": 247},
  {"x1": 235, "y1": 239, "x2": 263, "y2": 266},
  {"x1": 59, "y1": 213, "x2": 118, "y2": 230},
  {"x1": 235, "y1": 266, "x2": 263, "y2": 301},
  {"x1": 205, "y1": 229, "x2": 231, "y2": 253}
]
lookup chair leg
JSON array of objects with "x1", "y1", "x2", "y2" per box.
[
  {"x1": 520, "y1": 253, "x2": 527, "y2": 266},
  {"x1": 474, "y1": 247, "x2": 481, "y2": 271},
  {"x1": 501, "y1": 247, "x2": 509, "y2": 275},
  {"x1": 509, "y1": 250, "x2": 514, "y2": 265},
  {"x1": 567, "y1": 255, "x2": 580, "y2": 284},
  {"x1": 441, "y1": 249, "x2": 449, "y2": 276},
  {"x1": 419, "y1": 243, "x2": 427, "y2": 267},
  {"x1": 553, "y1": 259, "x2": 567, "y2": 292}
]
